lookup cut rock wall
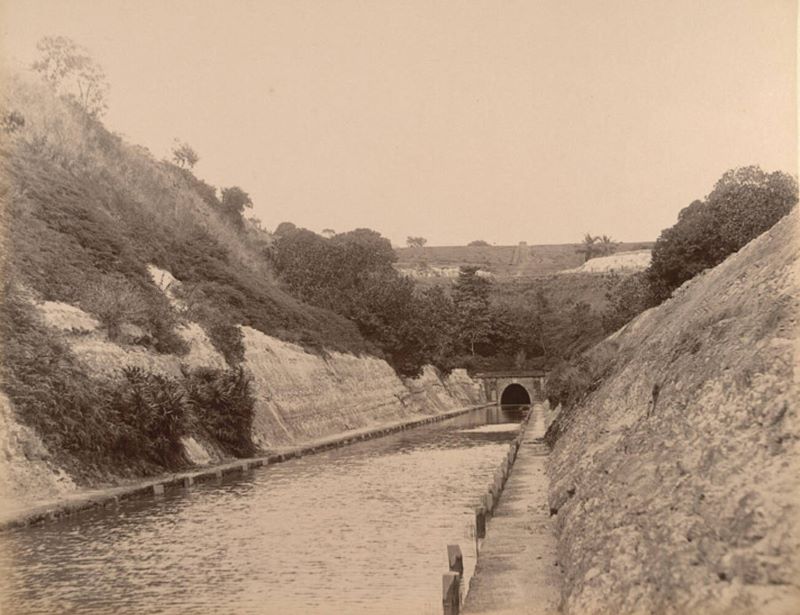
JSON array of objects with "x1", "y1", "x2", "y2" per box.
[
  {"x1": 1, "y1": 292, "x2": 484, "y2": 509},
  {"x1": 546, "y1": 211, "x2": 799, "y2": 614},
  {"x1": 242, "y1": 326, "x2": 482, "y2": 447}
]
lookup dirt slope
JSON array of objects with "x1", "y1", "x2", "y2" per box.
[{"x1": 546, "y1": 210, "x2": 798, "y2": 614}]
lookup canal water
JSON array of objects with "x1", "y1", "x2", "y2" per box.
[{"x1": 0, "y1": 405, "x2": 528, "y2": 615}]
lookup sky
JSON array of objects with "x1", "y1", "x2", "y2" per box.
[{"x1": 1, "y1": 0, "x2": 796, "y2": 246}]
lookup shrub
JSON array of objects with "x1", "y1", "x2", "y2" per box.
[
  {"x1": 108, "y1": 367, "x2": 187, "y2": 467},
  {"x1": 206, "y1": 321, "x2": 245, "y2": 366},
  {"x1": 184, "y1": 367, "x2": 256, "y2": 457},
  {"x1": 179, "y1": 296, "x2": 246, "y2": 366},
  {"x1": 545, "y1": 341, "x2": 619, "y2": 410},
  {"x1": 80, "y1": 274, "x2": 148, "y2": 340}
]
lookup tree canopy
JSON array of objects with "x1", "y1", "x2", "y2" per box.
[
  {"x1": 32, "y1": 35, "x2": 109, "y2": 118},
  {"x1": 648, "y1": 166, "x2": 796, "y2": 302},
  {"x1": 172, "y1": 141, "x2": 199, "y2": 169},
  {"x1": 452, "y1": 267, "x2": 493, "y2": 356},
  {"x1": 270, "y1": 226, "x2": 453, "y2": 376}
]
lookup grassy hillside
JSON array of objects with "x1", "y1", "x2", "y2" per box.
[
  {"x1": 1, "y1": 75, "x2": 367, "y2": 355},
  {"x1": 0, "y1": 74, "x2": 371, "y2": 481}
]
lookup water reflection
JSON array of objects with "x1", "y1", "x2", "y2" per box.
[{"x1": 0, "y1": 405, "x2": 529, "y2": 615}]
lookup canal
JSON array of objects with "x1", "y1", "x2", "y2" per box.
[{"x1": 0, "y1": 405, "x2": 528, "y2": 614}]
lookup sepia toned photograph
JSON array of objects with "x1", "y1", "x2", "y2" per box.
[{"x1": 0, "y1": 1, "x2": 797, "y2": 613}]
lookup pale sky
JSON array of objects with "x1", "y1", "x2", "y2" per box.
[{"x1": 1, "y1": 0, "x2": 796, "y2": 246}]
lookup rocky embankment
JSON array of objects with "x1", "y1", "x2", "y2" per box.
[
  {"x1": 0, "y1": 266, "x2": 484, "y2": 512},
  {"x1": 546, "y1": 211, "x2": 798, "y2": 614}
]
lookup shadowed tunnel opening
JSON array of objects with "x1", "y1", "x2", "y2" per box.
[{"x1": 500, "y1": 383, "x2": 531, "y2": 405}]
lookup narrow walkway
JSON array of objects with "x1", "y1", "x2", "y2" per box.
[{"x1": 463, "y1": 403, "x2": 561, "y2": 614}]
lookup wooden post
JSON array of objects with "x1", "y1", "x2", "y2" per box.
[
  {"x1": 484, "y1": 491, "x2": 494, "y2": 513},
  {"x1": 475, "y1": 506, "x2": 486, "y2": 538},
  {"x1": 442, "y1": 571, "x2": 460, "y2": 615},
  {"x1": 447, "y1": 544, "x2": 464, "y2": 575}
]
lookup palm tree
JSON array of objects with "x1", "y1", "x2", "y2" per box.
[
  {"x1": 597, "y1": 235, "x2": 617, "y2": 257},
  {"x1": 576, "y1": 233, "x2": 597, "y2": 262}
]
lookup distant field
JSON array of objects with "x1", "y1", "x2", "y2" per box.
[{"x1": 395, "y1": 242, "x2": 654, "y2": 279}]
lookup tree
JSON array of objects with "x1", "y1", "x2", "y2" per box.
[
  {"x1": 32, "y1": 36, "x2": 110, "y2": 118},
  {"x1": 575, "y1": 233, "x2": 597, "y2": 262},
  {"x1": 647, "y1": 166, "x2": 797, "y2": 302},
  {"x1": 488, "y1": 303, "x2": 545, "y2": 367},
  {"x1": 331, "y1": 228, "x2": 398, "y2": 274},
  {"x1": 270, "y1": 225, "x2": 454, "y2": 376},
  {"x1": 532, "y1": 288, "x2": 553, "y2": 357},
  {"x1": 406, "y1": 236, "x2": 427, "y2": 248},
  {"x1": 468, "y1": 240, "x2": 491, "y2": 247},
  {"x1": 219, "y1": 186, "x2": 253, "y2": 227},
  {"x1": 596, "y1": 235, "x2": 617, "y2": 257},
  {"x1": 452, "y1": 266, "x2": 493, "y2": 356},
  {"x1": 322, "y1": 228, "x2": 336, "y2": 238},
  {"x1": 274, "y1": 221, "x2": 297, "y2": 236},
  {"x1": 576, "y1": 233, "x2": 616, "y2": 261},
  {"x1": 172, "y1": 140, "x2": 199, "y2": 169}
]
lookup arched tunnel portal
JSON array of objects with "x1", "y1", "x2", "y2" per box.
[{"x1": 500, "y1": 383, "x2": 532, "y2": 405}]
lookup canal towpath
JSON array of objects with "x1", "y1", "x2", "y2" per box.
[{"x1": 463, "y1": 402, "x2": 561, "y2": 614}]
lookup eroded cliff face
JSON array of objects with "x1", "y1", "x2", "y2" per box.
[
  {"x1": 546, "y1": 211, "x2": 799, "y2": 614},
  {"x1": 242, "y1": 326, "x2": 483, "y2": 447},
  {"x1": 0, "y1": 392, "x2": 76, "y2": 516},
  {"x1": 1, "y1": 280, "x2": 484, "y2": 509}
]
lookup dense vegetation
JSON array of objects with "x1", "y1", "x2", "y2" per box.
[
  {"x1": 549, "y1": 165, "x2": 797, "y2": 411},
  {"x1": 270, "y1": 226, "x2": 610, "y2": 375},
  {"x1": 269, "y1": 226, "x2": 454, "y2": 375}
]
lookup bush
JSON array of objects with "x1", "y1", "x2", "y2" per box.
[
  {"x1": 545, "y1": 341, "x2": 619, "y2": 410},
  {"x1": 80, "y1": 274, "x2": 148, "y2": 340},
  {"x1": 207, "y1": 320, "x2": 245, "y2": 366},
  {"x1": 184, "y1": 367, "x2": 256, "y2": 457},
  {"x1": 108, "y1": 367, "x2": 187, "y2": 467}
]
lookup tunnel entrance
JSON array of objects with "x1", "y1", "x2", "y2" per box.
[{"x1": 500, "y1": 383, "x2": 531, "y2": 405}]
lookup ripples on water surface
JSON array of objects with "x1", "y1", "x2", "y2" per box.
[{"x1": 1, "y1": 406, "x2": 529, "y2": 614}]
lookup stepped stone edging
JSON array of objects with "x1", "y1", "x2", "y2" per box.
[
  {"x1": 1, "y1": 403, "x2": 492, "y2": 532},
  {"x1": 476, "y1": 406, "x2": 534, "y2": 542},
  {"x1": 462, "y1": 403, "x2": 561, "y2": 614},
  {"x1": 441, "y1": 405, "x2": 537, "y2": 614}
]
